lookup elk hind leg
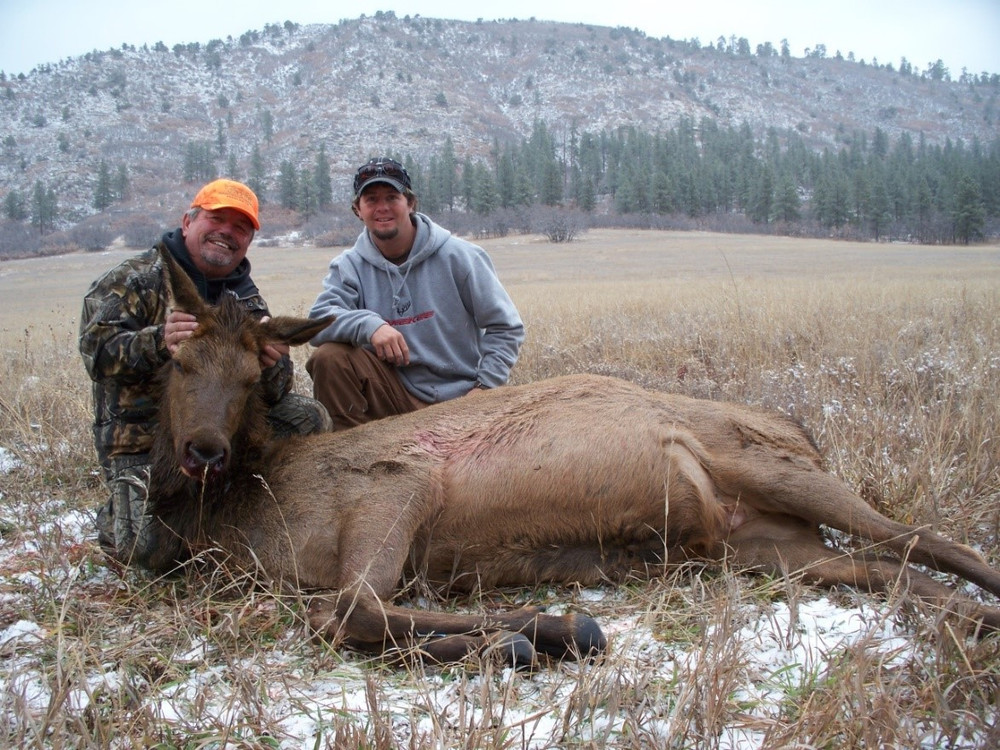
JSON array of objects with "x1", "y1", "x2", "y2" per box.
[
  {"x1": 750, "y1": 469, "x2": 1000, "y2": 599},
  {"x1": 726, "y1": 514, "x2": 1000, "y2": 632}
]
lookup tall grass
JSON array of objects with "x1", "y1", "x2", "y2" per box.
[{"x1": 1, "y1": 234, "x2": 998, "y2": 747}]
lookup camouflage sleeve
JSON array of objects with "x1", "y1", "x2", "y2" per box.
[
  {"x1": 259, "y1": 354, "x2": 294, "y2": 404},
  {"x1": 79, "y1": 254, "x2": 171, "y2": 384}
]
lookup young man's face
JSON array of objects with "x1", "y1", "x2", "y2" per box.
[
  {"x1": 181, "y1": 207, "x2": 255, "y2": 278},
  {"x1": 355, "y1": 184, "x2": 416, "y2": 258}
]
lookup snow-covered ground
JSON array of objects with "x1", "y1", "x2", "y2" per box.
[{"x1": 0, "y1": 452, "x2": 990, "y2": 748}]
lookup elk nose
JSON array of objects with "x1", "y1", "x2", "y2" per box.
[{"x1": 182, "y1": 441, "x2": 229, "y2": 479}]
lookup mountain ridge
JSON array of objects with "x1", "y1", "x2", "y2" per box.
[{"x1": 1, "y1": 13, "x2": 997, "y2": 239}]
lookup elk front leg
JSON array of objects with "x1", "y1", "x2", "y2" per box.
[
  {"x1": 308, "y1": 593, "x2": 606, "y2": 667},
  {"x1": 308, "y1": 499, "x2": 605, "y2": 666}
]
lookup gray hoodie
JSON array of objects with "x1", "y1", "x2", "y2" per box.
[{"x1": 309, "y1": 213, "x2": 524, "y2": 403}]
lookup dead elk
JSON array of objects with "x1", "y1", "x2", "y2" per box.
[{"x1": 143, "y1": 246, "x2": 1000, "y2": 668}]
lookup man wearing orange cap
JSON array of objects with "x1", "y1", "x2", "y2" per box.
[{"x1": 79, "y1": 179, "x2": 331, "y2": 569}]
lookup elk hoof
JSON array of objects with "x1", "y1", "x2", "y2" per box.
[
  {"x1": 528, "y1": 612, "x2": 608, "y2": 660},
  {"x1": 481, "y1": 630, "x2": 538, "y2": 671},
  {"x1": 306, "y1": 599, "x2": 342, "y2": 644},
  {"x1": 570, "y1": 613, "x2": 608, "y2": 659}
]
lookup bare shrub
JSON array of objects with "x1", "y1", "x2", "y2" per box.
[
  {"x1": 115, "y1": 214, "x2": 162, "y2": 248},
  {"x1": 68, "y1": 221, "x2": 117, "y2": 251},
  {"x1": 427, "y1": 208, "x2": 531, "y2": 241},
  {"x1": 535, "y1": 207, "x2": 587, "y2": 242},
  {"x1": 312, "y1": 228, "x2": 360, "y2": 248},
  {"x1": 0, "y1": 222, "x2": 42, "y2": 259}
]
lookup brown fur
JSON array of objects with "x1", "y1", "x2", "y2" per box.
[{"x1": 148, "y1": 246, "x2": 1000, "y2": 667}]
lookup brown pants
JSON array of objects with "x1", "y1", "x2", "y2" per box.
[{"x1": 306, "y1": 342, "x2": 427, "y2": 430}]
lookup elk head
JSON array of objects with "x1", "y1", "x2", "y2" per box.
[{"x1": 159, "y1": 245, "x2": 331, "y2": 482}]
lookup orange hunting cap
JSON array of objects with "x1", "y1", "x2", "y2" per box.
[{"x1": 190, "y1": 179, "x2": 260, "y2": 230}]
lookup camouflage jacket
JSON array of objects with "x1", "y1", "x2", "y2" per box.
[{"x1": 79, "y1": 233, "x2": 293, "y2": 473}]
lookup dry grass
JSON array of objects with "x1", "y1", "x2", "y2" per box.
[{"x1": 1, "y1": 229, "x2": 999, "y2": 748}]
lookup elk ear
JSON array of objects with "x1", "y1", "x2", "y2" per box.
[
  {"x1": 262, "y1": 315, "x2": 336, "y2": 347},
  {"x1": 158, "y1": 244, "x2": 208, "y2": 317}
]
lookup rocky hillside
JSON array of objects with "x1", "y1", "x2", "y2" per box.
[{"x1": 1, "y1": 12, "x2": 997, "y2": 231}]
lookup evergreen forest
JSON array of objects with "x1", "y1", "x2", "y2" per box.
[
  {"x1": 382, "y1": 118, "x2": 999, "y2": 245},
  {"x1": 4, "y1": 117, "x2": 998, "y2": 253}
]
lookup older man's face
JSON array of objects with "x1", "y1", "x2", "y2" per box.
[{"x1": 182, "y1": 207, "x2": 255, "y2": 278}]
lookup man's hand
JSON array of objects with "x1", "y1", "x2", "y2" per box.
[
  {"x1": 371, "y1": 323, "x2": 410, "y2": 366},
  {"x1": 259, "y1": 317, "x2": 289, "y2": 369},
  {"x1": 259, "y1": 341, "x2": 289, "y2": 369},
  {"x1": 168, "y1": 311, "x2": 287, "y2": 369},
  {"x1": 164, "y1": 309, "x2": 198, "y2": 355}
]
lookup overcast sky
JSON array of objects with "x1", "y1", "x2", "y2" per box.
[{"x1": 1, "y1": 0, "x2": 998, "y2": 78}]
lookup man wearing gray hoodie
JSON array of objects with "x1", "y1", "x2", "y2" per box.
[{"x1": 306, "y1": 157, "x2": 525, "y2": 429}]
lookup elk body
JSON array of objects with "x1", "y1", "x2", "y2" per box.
[{"x1": 147, "y1": 247, "x2": 1000, "y2": 667}]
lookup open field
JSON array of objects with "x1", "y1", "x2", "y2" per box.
[
  {"x1": 3, "y1": 229, "x2": 999, "y2": 324},
  {"x1": 1, "y1": 229, "x2": 1000, "y2": 748}
]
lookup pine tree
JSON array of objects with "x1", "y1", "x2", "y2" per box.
[
  {"x1": 314, "y1": 144, "x2": 332, "y2": 209},
  {"x1": 774, "y1": 175, "x2": 800, "y2": 223},
  {"x1": 540, "y1": 159, "x2": 563, "y2": 206},
  {"x1": 113, "y1": 164, "x2": 129, "y2": 201},
  {"x1": 460, "y1": 156, "x2": 475, "y2": 210},
  {"x1": 577, "y1": 175, "x2": 596, "y2": 212},
  {"x1": 439, "y1": 138, "x2": 457, "y2": 210},
  {"x1": 651, "y1": 163, "x2": 674, "y2": 214},
  {"x1": 814, "y1": 168, "x2": 850, "y2": 229},
  {"x1": 260, "y1": 110, "x2": 274, "y2": 144},
  {"x1": 403, "y1": 156, "x2": 423, "y2": 203},
  {"x1": 298, "y1": 166, "x2": 317, "y2": 221},
  {"x1": 496, "y1": 148, "x2": 517, "y2": 209},
  {"x1": 216, "y1": 120, "x2": 226, "y2": 157},
  {"x1": 471, "y1": 163, "x2": 499, "y2": 214},
  {"x1": 952, "y1": 174, "x2": 985, "y2": 244},
  {"x1": 278, "y1": 160, "x2": 298, "y2": 209},
  {"x1": 93, "y1": 160, "x2": 113, "y2": 210},
  {"x1": 31, "y1": 180, "x2": 57, "y2": 234},
  {"x1": 3, "y1": 189, "x2": 26, "y2": 221},
  {"x1": 866, "y1": 169, "x2": 892, "y2": 240},
  {"x1": 247, "y1": 143, "x2": 266, "y2": 203},
  {"x1": 614, "y1": 165, "x2": 636, "y2": 213},
  {"x1": 421, "y1": 156, "x2": 443, "y2": 214},
  {"x1": 577, "y1": 132, "x2": 603, "y2": 206},
  {"x1": 513, "y1": 163, "x2": 534, "y2": 208},
  {"x1": 183, "y1": 141, "x2": 216, "y2": 183}
]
